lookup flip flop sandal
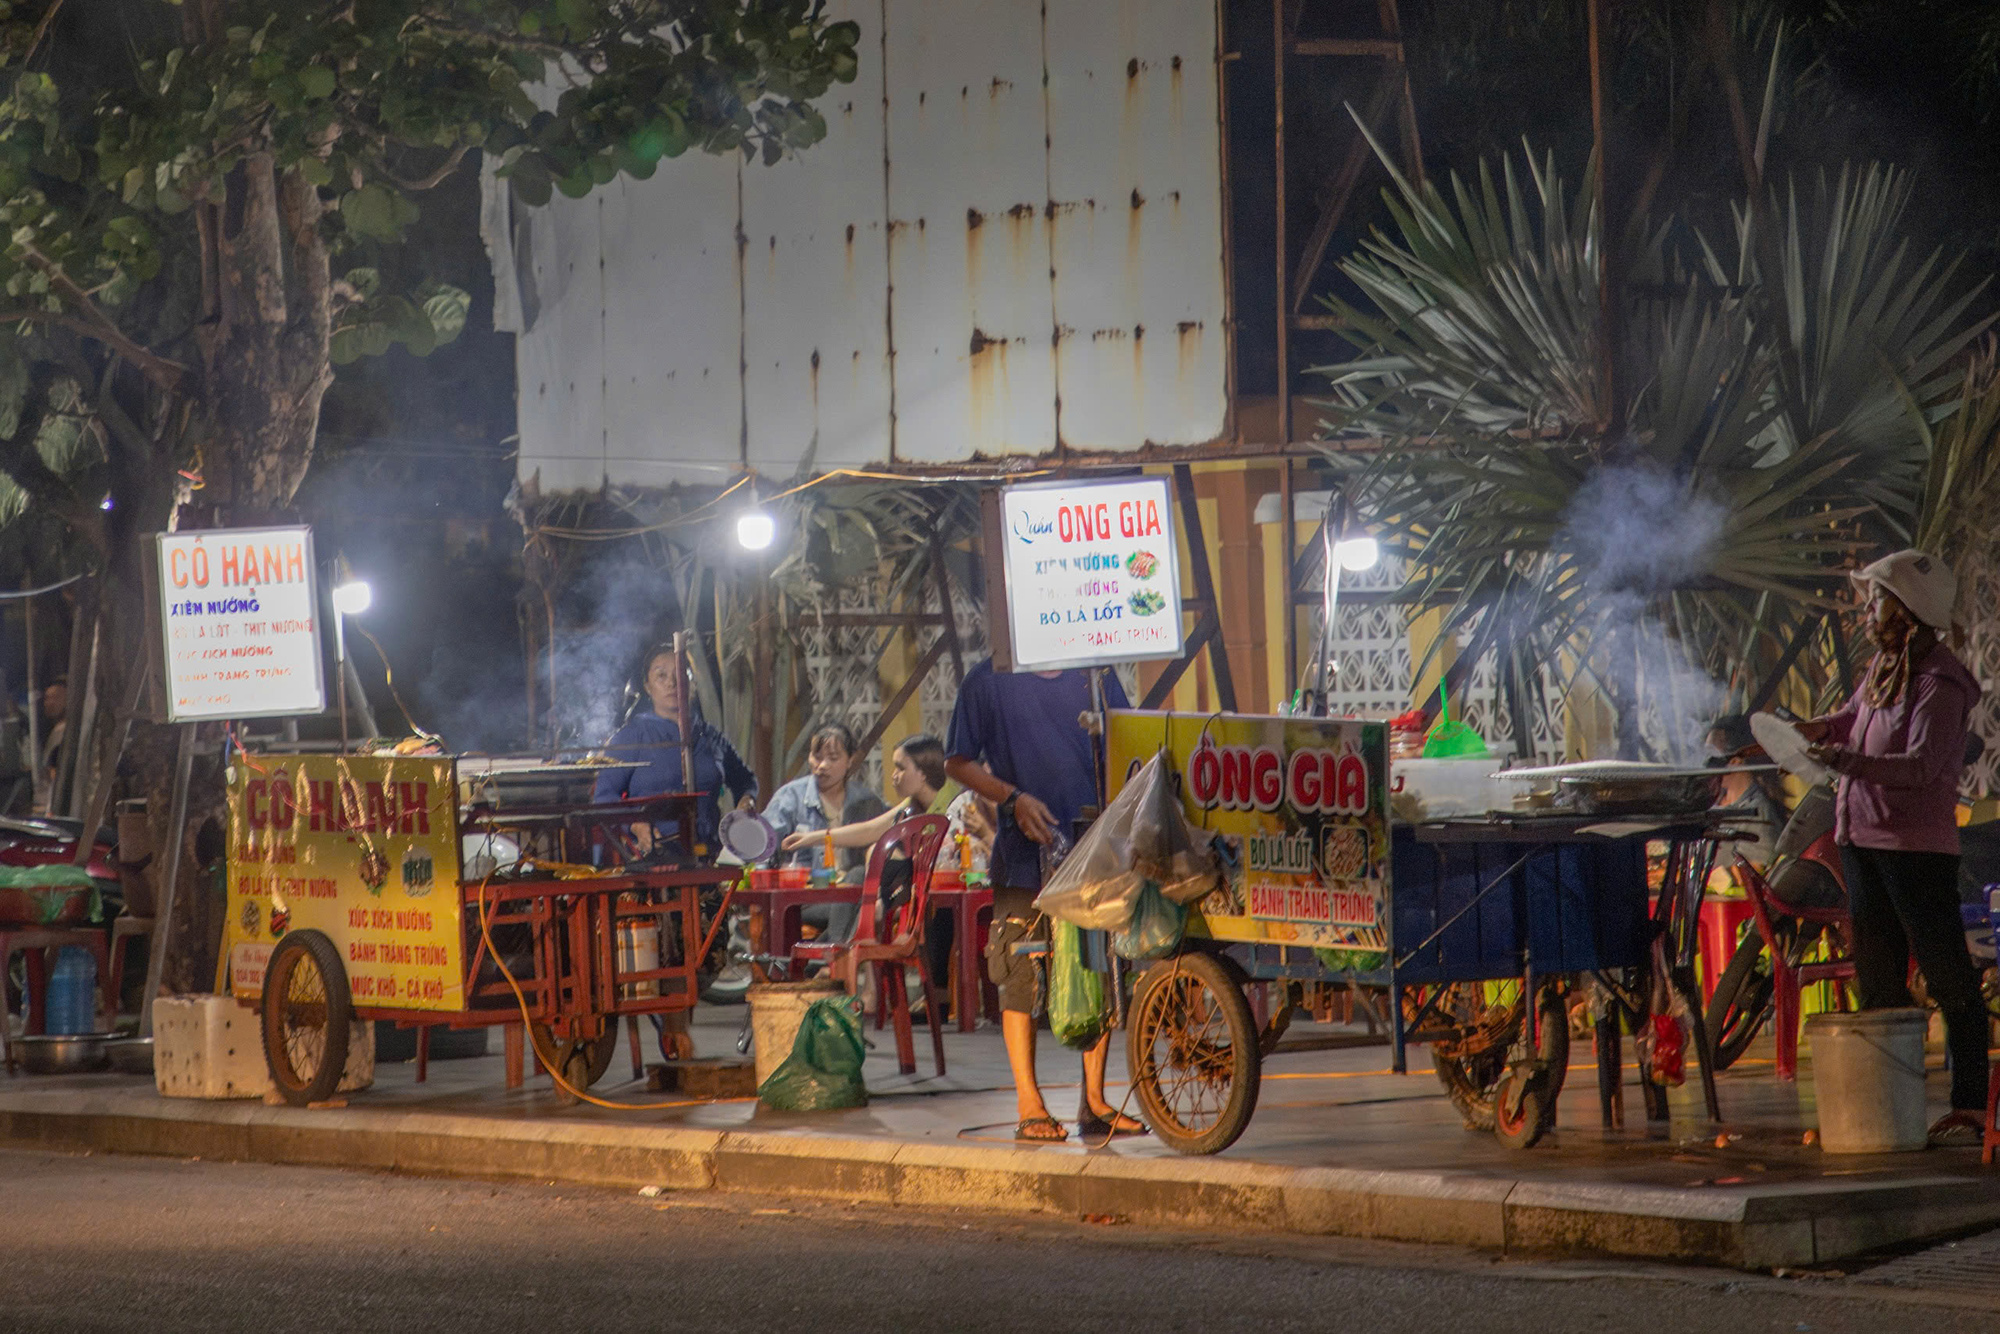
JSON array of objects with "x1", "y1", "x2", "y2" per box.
[
  {"x1": 1078, "y1": 1113, "x2": 1150, "y2": 1140},
  {"x1": 1014, "y1": 1115, "x2": 1068, "y2": 1143},
  {"x1": 1928, "y1": 1110, "x2": 1985, "y2": 1148}
]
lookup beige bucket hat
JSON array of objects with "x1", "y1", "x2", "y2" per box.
[{"x1": 1852, "y1": 549, "x2": 1957, "y2": 631}]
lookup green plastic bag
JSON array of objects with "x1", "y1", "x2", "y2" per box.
[
  {"x1": 757, "y1": 997, "x2": 869, "y2": 1110},
  {"x1": 1048, "y1": 919, "x2": 1110, "y2": 1049},
  {"x1": 1112, "y1": 880, "x2": 1185, "y2": 961},
  {"x1": 0, "y1": 864, "x2": 102, "y2": 925}
]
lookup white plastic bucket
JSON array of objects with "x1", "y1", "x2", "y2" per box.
[
  {"x1": 746, "y1": 980, "x2": 843, "y2": 1087},
  {"x1": 1805, "y1": 1008, "x2": 1930, "y2": 1153}
]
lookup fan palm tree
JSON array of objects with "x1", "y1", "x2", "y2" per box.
[{"x1": 1311, "y1": 134, "x2": 1989, "y2": 758}]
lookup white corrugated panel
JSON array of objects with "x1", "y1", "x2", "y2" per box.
[
  {"x1": 504, "y1": 0, "x2": 1225, "y2": 490},
  {"x1": 1045, "y1": 0, "x2": 1227, "y2": 449},
  {"x1": 601, "y1": 157, "x2": 745, "y2": 486},
  {"x1": 743, "y1": 13, "x2": 893, "y2": 475},
  {"x1": 883, "y1": 0, "x2": 1057, "y2": 462},
  {"x1": 514, "y1": 187, "x2": 606, "y2": 493}
]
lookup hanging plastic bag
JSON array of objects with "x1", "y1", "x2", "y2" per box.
[
  {"x1": 1035, "y1": 752, "x2": 1220, "y2": 931},
  {"x1": 757, "y1": 996, "x2": 869, "y2": 1110},
  {"x1": 1113, "y1": 880, "x2": 1186, "y2": 961},
  {"x1": 1631, "y1": 938, "x2": 1689, "y2": 1087},
  {"x1": 1047, "y1": 919, "x2": 1110, "y2": 1049}
]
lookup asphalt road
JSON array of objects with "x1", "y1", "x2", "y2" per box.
[{"x1": 4, "y1": 1148, "x2": 1995, "y2": 1333}]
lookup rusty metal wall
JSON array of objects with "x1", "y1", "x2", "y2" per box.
[{"x1": 506, "y1": 0, "x2": 1227, "y2": 490}]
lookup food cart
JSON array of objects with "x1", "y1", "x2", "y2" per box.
[
  {"x1": 219, "y1": 752, "x2": 738, "y2": 1106},
  {"x1": 1105, "y1": 711, "x2": 1725, "y2": 1154}
]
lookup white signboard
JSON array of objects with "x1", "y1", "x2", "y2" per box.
[
  {"x1": 157, "y1": 526, "x2": 327, "y2": 721},
  {"x1": 999, "y1": 477, "x2": 1185, "y2": 671}
]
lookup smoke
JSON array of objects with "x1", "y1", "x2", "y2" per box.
[
  {"x1": 1559, "y1": 465, "x2": 1728, "y2": 763},
  {"x1": 542, "y1": 554, "x2": 686, "y2": 752}
]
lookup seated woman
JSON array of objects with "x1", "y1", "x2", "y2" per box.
[
  {"x1": 781, "y1": 733, "x2": 956, "y2": 863},
  {"x1": 761, "y1": 724, "x2": 887, "y2": 939},
  {"x1": 782, "y1": 733, "x2": 962, "y2": 993}
]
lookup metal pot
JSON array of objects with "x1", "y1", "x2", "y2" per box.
[
  {"x1": 106, "y1": 1035, "x2": 155, "y2": 1075},
  {"x1": 1557, "y1": 772, "x2": 1720, "y2": 817},
  {"x1": 16, "y1": 1033, "x2": 110, "y2": 1074}
]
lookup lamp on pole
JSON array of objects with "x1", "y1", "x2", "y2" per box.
[{"x1": 331, "y1": 578, "x2": 372, "y2": 751}]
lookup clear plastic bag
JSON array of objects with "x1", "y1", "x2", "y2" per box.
[
  {"x1": 1112, "y1": 880, "x2": 1186, "y2": 961},
  {"x1": 1034, "y1": 752, "x2": 1221, "y2": 931},
  {"x1": 757, "y1": 996, "x2": 869, "y2": 1110},
  {"x1": 1048, "y1": 920, "x2": 1110, "y2": 1049}
]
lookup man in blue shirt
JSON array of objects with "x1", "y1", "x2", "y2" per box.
[{"x1": 945, "y1": 659, "x2": 1145, "y2": 1143}]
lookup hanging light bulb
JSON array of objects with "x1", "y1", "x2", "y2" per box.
[
  {"x1": 736, "y1": 510, "x2": 777, "y2": 551},
  {"x1": 1334, "y1": 535, "x2": 1379, "y2": 572}
]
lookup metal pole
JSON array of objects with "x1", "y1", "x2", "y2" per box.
[
  {"x1": 65, "y1": 613, "x2": 102, "y2": 819},
  {"x1": 1272, "y1": 0, "x2": 1291, "y2": 446},
  {"x1": 335, "y1": 608, "x2": 349, "y2": 752},
  {"x1": 23, "y1": 596, "x2": 38, "y2": 808},
  {"x1": 139, "y1": 722, "x2": 196, "y2": 1037}
]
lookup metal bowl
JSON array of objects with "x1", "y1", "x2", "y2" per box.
[
  {"x1": 106, "y1": 1035, "x2": 155, "y2": 1076},
  {"x1": 1557, "y1": 772, "x2": 1720, "y2": 817},
  {"x1": 15, "y1": 1033, "x2": 110, "y2": 1075}
]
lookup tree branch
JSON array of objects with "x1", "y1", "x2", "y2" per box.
[
  {"x1": 376, "y1": 142, "x2": 471, "y2": 192},
  {"x1": 12, "y1": 249, "x2": 190, "y2": 393}
]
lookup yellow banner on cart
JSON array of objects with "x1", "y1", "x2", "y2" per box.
[
  {"x1": 1105, "y1": 711, "x2": 1390, "y2": 957},
  {"x1": 222, "y1": 755, "x2": 463, "y2": 1011}
]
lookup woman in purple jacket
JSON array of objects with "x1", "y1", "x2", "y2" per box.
[{"x1": 1800, "y1": 550, "x2": 1987, "y2": 1143}]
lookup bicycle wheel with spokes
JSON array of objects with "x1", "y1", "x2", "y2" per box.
[
  {"x1": 1419, "y1": 980, "x2": 1568, "y2": 1133},
  {"x1": 1127, "y1": 952, "x2": 1260, "y2": 1155},
  {"x1": 261, "y1": 930, "x2": 353, "y2": 1107}
]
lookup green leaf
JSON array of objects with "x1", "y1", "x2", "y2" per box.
[
  {"x1": 420, "y1": 285, "x2": 470, "y2": 345},
  {"x1": 299, "y1": 66, "x2": 336, "y2": 101}
]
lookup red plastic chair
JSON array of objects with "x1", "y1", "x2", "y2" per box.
[
  {"x1": 790, "y1": 815, "x2": 950, "y2": 1077},
  {"x1": 1733, "y1": 855, "x2": 1856, "y2": 1080}
]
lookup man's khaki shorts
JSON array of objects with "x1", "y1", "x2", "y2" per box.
[{"x1": 983, "y1": 886, "x2": 1045, "y2": 1015}]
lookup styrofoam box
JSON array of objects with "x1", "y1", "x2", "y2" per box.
[{"x1": 154, "y1": 995, "x2": 373, "y2": 1100}]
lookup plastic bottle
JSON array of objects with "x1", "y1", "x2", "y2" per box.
[{"x1": 47, "y1": 945, "x2": 97, "y2": 1035}]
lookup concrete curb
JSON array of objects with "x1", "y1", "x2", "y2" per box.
[{"x1": 6, "y1": 1095, "x2": 1999, "y2": 1270}]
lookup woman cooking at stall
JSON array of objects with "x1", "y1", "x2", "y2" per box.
[
  {"x1": 762, "y1": 723, "x2": 887, "y2": 941},
  {"x1": 595, "y1": 643, "x2": 758, "y2": 1061},
  {"x1": 1796, "y1": 550, "x2": 1988, "y2": 1145},
  {"x1": 594, "y1": 643, "x2": 758, "y2": 857}
]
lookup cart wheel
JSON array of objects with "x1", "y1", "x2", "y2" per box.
[
  {"x1": 1426, "y1": 981, "x2": 1568, "y2": 1133},
  {"x1": 585, "y1": 1021, "x2": 622, "y2": 1086},
  {"x1": 1492, "y1": 1064, "x2": 1558, "y2": 1149},
  {"x1": 532, "y1": 1021, "x2": 623, "y2": 1104},
  {"x1": 1127, "y1": 952, "x2": 1261, "y2": 1155},
  {"x1": 261, "y1": 930, "x2": 353, "y2": 1107}
]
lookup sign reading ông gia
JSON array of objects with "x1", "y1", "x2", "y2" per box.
[
  {"x1": 156, "y1": 526, "x2": 326, "y2": 721},
  {"x1": 999, "y1": 476, "x2": 1185, "y2": 671},
  {"x1": 1105, "y1": 711, "x2": 1390, "y2": 957},
  {"x1": 222, "y1": 755, "x2": 463, "y2": 1012}
]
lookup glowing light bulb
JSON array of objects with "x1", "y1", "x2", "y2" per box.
[
  {"x1": 1334, "y1": 535, "x2": 1379, "y2": 572},
  {"x1": 736, "y1": 510, "x2": 777, "y2": 551},
  {"x1": 332, "y1": 580, "x2": 372, "y2": 615}
]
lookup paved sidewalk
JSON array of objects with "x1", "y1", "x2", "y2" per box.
[{"x1": 4, "y1": 1005, "x2": 1997, "y2": 1271}]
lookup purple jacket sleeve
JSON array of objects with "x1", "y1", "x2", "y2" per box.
[
  {"x1": 1824, "y1": 675, "x2": 1969, "y2": 791},
  {"x1": 1812, "y1": 691, "x2": 1861, "y2": 747}
]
